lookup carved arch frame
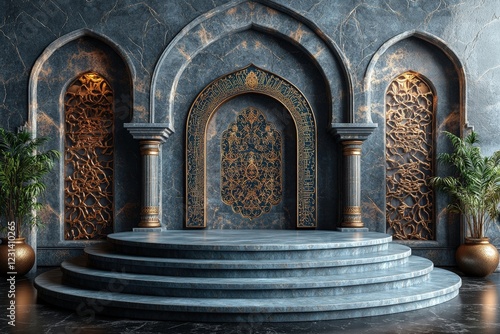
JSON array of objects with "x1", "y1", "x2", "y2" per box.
[
  {"x1": 186, "y1": 65, "x2": 317, "y2": 228},
  {"x1": 151, "y1": 0, "x2": 352, "y2": 130}
]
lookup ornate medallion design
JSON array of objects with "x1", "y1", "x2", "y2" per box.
[
  {"x1": 64, "y1": 72, "x2": 114, "y2": 240},
  {"x1": 186, "y1": 65, "x2": 316, "y2": 228},
  {"x1": 386, "y1": 72, "x2": 435, "y2": 240},
  {"x1": 221, "y1": 107, "x2": 282, "y2": 219}
]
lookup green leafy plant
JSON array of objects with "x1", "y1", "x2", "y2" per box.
[
  {"x1": 0, "y1": 127, "x2": 60, "y2": 238},
  {"x1": 430, "y1": 131, "x2": 500, "y2": 239}
]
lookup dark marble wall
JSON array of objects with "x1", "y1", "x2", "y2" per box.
[{"x1": 1, "y1": 0, "x2": 500, "y2": 266}]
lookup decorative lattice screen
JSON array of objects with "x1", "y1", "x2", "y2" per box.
[
  {"x1": 64, "y1": 72, "x2": 114, "y2": 240},
  {"x1": 386, "y1": 72, "x2": 435, "y2": 240}
]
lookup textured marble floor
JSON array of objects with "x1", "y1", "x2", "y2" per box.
[{"x1": 1, "y1": 268, "x2": 499, "y2": 334}]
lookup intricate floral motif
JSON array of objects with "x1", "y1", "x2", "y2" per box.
[
  {"x1": 221, "y1": 107, "x2": 282, "y2": 219},
  {"x1": 386, "y1": 72, "x2": 435, "y2": 240},
  {"x1": 64, "y1": 73, "x2": 114, "y2": 240}
]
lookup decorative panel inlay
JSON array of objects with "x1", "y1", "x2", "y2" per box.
[
  {"x1": 221, "y1": 107, "x2": 282, "y2": 219},
  {"x1": 186, "y1": 65, "x2": 316, "y2": 228},
  {"x1": 386, "y1": 72, "x2": 435, "y2": 240},
  {"x1": 64, "y1": 72, "x2": 114, "y2": 240}
]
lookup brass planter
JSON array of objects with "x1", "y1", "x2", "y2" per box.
[
  {"x1": 456, "y1": 237, "x2": 499, "y2": 277},
  {"x1": 0, "y1": 238, "x2": 35, "y2": 276}
]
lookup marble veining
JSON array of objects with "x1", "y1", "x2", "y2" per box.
[
  {"x1": 2, "y1": 270, "x2": 498, "y2": 333},
  {"x1": 34, "y1": 269, "x2": 460, "y2": 317},
  {"x1": 85, "y1": 242, "x2": 411, "y2": 269},
  {"x1": 34, "y1": 230, "x2": 461, "y2": 322},
  {"x1": 1, "y1": 0, "x2": 499, "y2": 268},
  {"x1": 107, "y1": 230, "x2": 392, "y2": 250}
]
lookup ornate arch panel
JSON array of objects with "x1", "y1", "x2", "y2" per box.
[
  {"x1": 385, "y1": 71, "x2": 436, "y2": 240},
  {"x1": 64, "y1": 72, "x2": 114, "y2": 240},
  {"x1": 186, "y1": 65, "x2": 317, "y2": 228}
]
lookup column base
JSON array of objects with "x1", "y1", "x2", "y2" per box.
[
  {"x1": 337, "y1": 227, "x2": 369, "y2": 232},
  {"x1": 133, "y1": 227, "x2": 166, "y2": 232},
  {"x1": 138, "y1": 221, "x2": 161, "y2": 228}
]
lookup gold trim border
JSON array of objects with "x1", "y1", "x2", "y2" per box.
[{"x1": 185, "y1": 64, "x2": 317, "y2": 228}]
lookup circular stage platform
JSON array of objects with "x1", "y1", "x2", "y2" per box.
[{"x1": 35, "y1": 229, "x2": 461, "y2": 322}]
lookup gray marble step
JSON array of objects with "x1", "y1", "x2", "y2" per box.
[
  {"x1": 85, "y1": 242, "x2": 412, "y2": 278},
  {"x1": 61, "y1": 255, "x2": 433, "y2": 298},
  {"x1": 34, "y1": 230, "x2": 462, "y2": 322},
  {"x1": 35, "y1": 268, "x2": 461, "y2": 322},
  {"x1": 107, "y1": 230, "x2": 393, "y2": 260}
]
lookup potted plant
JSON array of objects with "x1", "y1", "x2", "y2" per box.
[
  {"x1": 0, "y1": 126, "x2": 60, "y2": 276},
  {"x1": 430, "y1": 130, "x2": 500, "y2": 277}
]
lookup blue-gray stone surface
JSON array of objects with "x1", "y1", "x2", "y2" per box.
[{"x1": 0, "y1": 0, "x2": 499, "y2": 267}]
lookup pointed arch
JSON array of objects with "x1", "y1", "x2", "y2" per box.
[
  {"x1": 365, "y1": 30, "x2": 467, "y2": 132},
  {"x1": 28, "y1": 28, "x2": 136, "y2": 133},
  {"x1": 151, "y1": 0, "x2": 351, "y2": 130},
  {"x1": 365, "y1": 30, "x2": 463, "y2": 259},
  {"x1": 28, "y1": 28, "x2": 138, "y2": 244}
]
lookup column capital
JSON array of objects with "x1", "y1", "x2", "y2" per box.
[
  {"x1": 139, "y1": 141, "x2": 161, "y2": 156},
  {"x1": 124, "y1": 123, "x2": 174, "y2": 142},
  {"x1": 329, "y1": 123, "x2": 378, "y2": 142},
  {"x1": 341, "y1": 141, "x2": 363, "y2": 156}
]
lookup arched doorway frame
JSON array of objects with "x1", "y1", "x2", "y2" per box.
[{"x1": 186, "y1": 65, "x2": 317, "y2": 228}]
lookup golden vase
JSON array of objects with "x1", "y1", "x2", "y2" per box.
[
  {"x1": 0, "y1": 238, "x2": 36, "y2": 276},
  {"x1": 456, "y1": 237, "x2": 499, "y2": 277}
]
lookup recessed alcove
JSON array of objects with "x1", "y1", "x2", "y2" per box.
[
  {"x1": 364, "y1": 33, "x2": 463, "y2": 265},
  {"x1": 185, "y1": 65, "x2": 318, "y2": 229},
  {"x1": 29, "y1": 32, "x2": 138, "y2": 265},
  {"x1": 159, "y1": 28, "x2": 342, "y2": 230}
]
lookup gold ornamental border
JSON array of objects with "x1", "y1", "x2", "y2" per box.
[{"x1": 185, "y1": 64, "x2": 317, "y2": 228}]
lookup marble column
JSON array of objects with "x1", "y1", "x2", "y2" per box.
[
  {"x1": 124, "y1": 123, "x2": 173, "y2": 229},
  {"x1": 330, "y1": 123, "x2": 377, "y2": 230},
  {"x1": 341, "y1": 140, "x2": 363, "y2": 227},
  {"x1": 138, "y1": 140, "x2": 161, "y2": 227}
]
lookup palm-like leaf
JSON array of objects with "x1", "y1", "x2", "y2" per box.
[
  {"x1": 430, "y1": 131, "x2": 500, "y2": 238},
  {"x1": 0, "y1": 127, "x2": 60, "y2": 238}
]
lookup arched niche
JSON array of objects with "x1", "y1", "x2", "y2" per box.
[
  {"x1": 186, "y1": 65, "x2": 317, "y2": 229},
  {"x1": 28, "y1": 30, "x2": 138, "y2": 263},
  {"x1": 364, "y1": 31, "x2": 465, "y2": 265},
  {"x1": 151, "y1": 0, "x2": 351, "y2": 129}
]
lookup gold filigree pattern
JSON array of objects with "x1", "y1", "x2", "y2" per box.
[
  {"x1": 386, "y1": 72, "x2": 435, "y2": 240},
  {"x1": 64, "y1": 72, "x2": 114, "y2": 240},
  {"x1": 141, "y1": 206, "x2": 160, "y2": 215},
  {"x1": 186, "y1": 65, "x2": 317, "y2": 228},
  {"x1": 221, "y1": 107, "x2": 282, "y2": 219},
  {"x1": 343, "y1": 206, "x2": 361, "y2": 214}
]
